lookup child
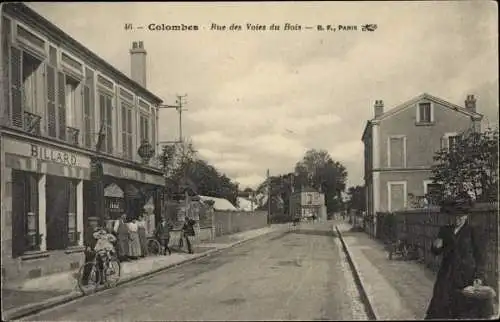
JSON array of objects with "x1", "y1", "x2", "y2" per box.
[{"x1": 93, "y1": 228, "x2": 117, "y2": 256}]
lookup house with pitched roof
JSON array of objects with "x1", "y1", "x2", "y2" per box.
[{"x1": 361, "y1": 93, "x2": 483, "y2": 236}]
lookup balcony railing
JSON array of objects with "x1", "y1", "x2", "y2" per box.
[
  {"x1": 23, "y1": 111, "x2": 42, "y2": 135},
  {"x1": 66, "y1": 126, "x2": 80, "y2": 146}
]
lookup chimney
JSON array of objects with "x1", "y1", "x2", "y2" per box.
[
  {"x1": 374, "y1": 100, "x2": 384, "y2": 118},
  {"x1": 130, "y1": 41, "x2": 147, "y2": 87},
  {"x1": 465, "y1": 94, "x2": 476, "y2": 112}
]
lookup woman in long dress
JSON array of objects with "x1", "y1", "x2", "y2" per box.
[
  {"x1": 128, "y1": 219, "x2": 142, "y2": 259},
  {"x1": 137, "y1": 214, "x2": 148, "y2": 257}
]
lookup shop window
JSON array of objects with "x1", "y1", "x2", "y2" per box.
[
  {"x1": 12, "y1": 170, "x2": 40, "y2": 257},
  {"x1": 46, "y1": 176, "x2": 78, "y2": 250}
]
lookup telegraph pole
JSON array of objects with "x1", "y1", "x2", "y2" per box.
[
  {"x1": 158, "y1": 94, "x2": 188, "y2": 145},
  {"x1": 267, "y1": 169, "x2": 271, "y2": 225}
]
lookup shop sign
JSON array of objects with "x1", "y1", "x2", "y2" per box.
[{"x1": 31, "y1": 144, "x2": 78, "y2": 167}]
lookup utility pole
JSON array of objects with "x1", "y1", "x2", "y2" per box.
[
  {"x1": 267, "y1": 169, "x2": 271, "y2": 225},
  {"x1": 158, "y1": 94, "x2": 187, "y2": 145}
]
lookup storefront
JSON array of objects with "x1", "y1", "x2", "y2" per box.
[{"x1": 1, "y1": 135, "x2": 164, "y2": 281}]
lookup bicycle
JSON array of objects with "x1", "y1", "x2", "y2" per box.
[{"x1": 77, "y1": 249, "x2": 121, "y2": 294}]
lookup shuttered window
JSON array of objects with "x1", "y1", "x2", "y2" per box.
[
  {"x1": 57, "y1": 71, "x2": 66, "y2": 140},
  {"x1": 46, "y1": 65, "x2": 57, "y2": 137},
  {"x1": 389, "y1": 136, "x2": 405, "y2": 168},
  {"x1": 99, "y1": 92, "x2": 113, "y2": 154},
  {"x1": 121, "y1": 101, "x2": 133, "y2": 159},
  {"x1": 83, "y1": 85, "x2": 92, "y2": 148},
  {"x1": 10, "y1": 46, "x2": 22, "y2": 128},
  {"x1": 2, "y1": 18, "x2": 11, "y2": 120}
]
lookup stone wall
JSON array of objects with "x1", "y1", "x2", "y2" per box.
[{"x1": 213, "y1": 211, "x2": 268, "y2": 237}]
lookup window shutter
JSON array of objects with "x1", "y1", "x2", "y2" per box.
[
  {"x1": 83, "y1": 85, "x2": 91, "y2": 148},
  {"x1": 46, "y1": 65, "x2": 57, "y2": 137},
  {"x1": 12, "y1": 171, "x2": 26, "y2": 257},
  {"x1": 10, "y1": 46, "x2": 22, "y2": 128},
  {"x1": 2, "y1": 20, "x2": 10, "y2": 120},
  {"x1": 106, "y1": 97, "x2": 113, "y2": 153},
  {"x1": 121, "y1": 103, "x2": 127, "y2": 156},
  {"x1": 57, "y1": 71, "x2": 66, "y2": 140}
]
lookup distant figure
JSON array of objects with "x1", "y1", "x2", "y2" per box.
[
  {"x1": 182, "y1": 216, "x2": 196, "y2": 254},
  {"x1": 155, "y1": 217, "x2": 172, "y2": 255},
  {"x1": 127, "y1": 219, "x2": 142, "y2": 259},
  {"x1": 137, "y1": 214, "x2": 148, "y2": 257},
  {"x1": 425, "y1": 198, "x2": 491, "y2": 319}
]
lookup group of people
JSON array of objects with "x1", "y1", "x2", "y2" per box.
[{"x1": 112, "y1": 214, "x2": 149, "y2": 261}]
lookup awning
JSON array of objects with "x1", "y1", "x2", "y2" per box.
[
  {"x1": 104, "y1": 183, "x2": 124, "y2": 198},
  {"x1": 125, "y1": 183, "x2": 141, "y2": 199}
]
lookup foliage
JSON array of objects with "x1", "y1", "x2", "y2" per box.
[
  {"x1": 160, "y1": 139, "x2": 239, "y2": 205},
  {"x1": 346, "y1": 185, "x2": 366, "y2": 212},
  {"x1": 431, "y1": 126, "x2": 499, "y2": 202}
]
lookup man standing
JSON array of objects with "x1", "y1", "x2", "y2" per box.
[
  {"x1": 155, "y1": 217, "x2": 172, "y2": 255},
  {"x1": 182, "y1": 216, "x2": 195, "y2": 254}
]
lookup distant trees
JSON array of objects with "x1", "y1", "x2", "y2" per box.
[
  {"x1": 346, "y1": 185, "x2": 366, "y2": 213},
  {"x1": 431, "y1": 126, "x2": 499, "y2": 202},
  {"x1": 294, "y1": 149, "x2": 348, "y2": 213}
]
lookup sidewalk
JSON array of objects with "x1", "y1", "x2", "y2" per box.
[
  {"x1": 2, "y1": 224, "x2": 288, "y2": 321},
  {"x1": 336, "y1": 222, "x2": 436, "y2": 320}
]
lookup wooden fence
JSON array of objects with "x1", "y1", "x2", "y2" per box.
[{"x1": 376, "y1": 202, "x2": 498, "y2": 295}]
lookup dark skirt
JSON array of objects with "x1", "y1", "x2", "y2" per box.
[{"x1": 138, "y1": 227, "x2": 148, "y2": 256}]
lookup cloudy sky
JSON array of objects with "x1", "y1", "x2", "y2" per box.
[{"x1": 28, "y1": 1, "x2": 498, "y2": 189}]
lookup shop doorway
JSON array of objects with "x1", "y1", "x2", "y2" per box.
[{"x1": 46, "y1": 175, "x2": 76, "y2": 250}]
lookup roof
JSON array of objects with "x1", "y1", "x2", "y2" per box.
[
  {"x1": 199, "y1": 196, "x2": 238, "y2": 211},
  {"x1": 237, "y1": 197, "x2": 256, "y2": 211},
  {"x1": 361, "y1": 93, "x2": 484, "y2": 141},
  {"x1": 6, "y1": 3, "x2": 163, "y2": 104}
]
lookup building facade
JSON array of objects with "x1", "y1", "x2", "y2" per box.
[
  {"x1": 362, "y1": 93, "x2": 483, "y2": 236},
  {"x1": 290, "y1": 187, "x2": 327, "y2": 221},
  {"x1": 1, "y1": 3, "x2": 165, "y2": 281}
]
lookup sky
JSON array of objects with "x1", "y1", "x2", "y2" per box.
[{"x1": 28, "y1": 1, "x2": 498, "y2": 189}]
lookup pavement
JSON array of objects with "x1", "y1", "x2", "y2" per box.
[
  {"x1": 335, "y1": 221, "x2": 499, "y2": 320},
  {"x1": 9, "y1": 221, "x2": 369, "y2": 321},
  {"x1": 1, "y1": 224, "x2": 289, "y2": 321}
]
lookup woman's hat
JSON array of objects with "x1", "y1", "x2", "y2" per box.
[{"x1": 440, "y1": 195, "x2": 474, "y2": 215}]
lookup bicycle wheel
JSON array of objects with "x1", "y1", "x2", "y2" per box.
[
  {"x1": 77, "y1": 262, "x2": 100, "y2": 294},
  {"x1": 104, "y1": 259, "x2": 121, "y2": 288},
  {"x1": 147, "y1": 238, "x2": 161, "y2": 255}
]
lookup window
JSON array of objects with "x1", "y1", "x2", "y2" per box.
[
  {"x1": 83, "y1": 67, "x2": 94, "y2": 149},
  {"x1": 11, "y1": 170, "x2": 40, "y2": 257},
  {"x1": 388, "y1": 181, "x2": 407, "y2": 212},
  {"x1": 121, "y1": 101, "x2": 134, "y2": 159},
  {"x1": 388, "y1": 136, "x2": 406, "y2": 168},
  {"x1": 441, "y1": 132, "x2": 459, "y2": 151},
  {"x1": 67, "y1": 180, "x2": 78, "y2": 247},
  {"x1": 99, "y1": 92, "x2": 113, "y2": 154},
  {"x1": 140, "y1": 113, "x2": 149, "y2": 143},
  {"x1": 417, "y1": 102, "x2": 432, "y2": 123},
  {"x1": 65, "y1": 76, "x2": 81, "y2": 145},
  {"x1": 22, "y1": 52, "x2": 43, "y2": 114},
  {"x1": 448, "y1": 135, "x2": 459, "y2": 151},
  {"x1": 424, "y1": 181, "x2": 443, "y2": 205}
]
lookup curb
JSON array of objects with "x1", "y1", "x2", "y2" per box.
[
  {"x1": 335, "y1": 225, "x2": 377, "y2": 320},
  {"x1": 3, "y1": 226, "x2": 285, "y2": 321}
]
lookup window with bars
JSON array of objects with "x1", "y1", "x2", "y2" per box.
[
  {"x1": 99, "y1": 92, "x2": 113, "y2": 154},
  {"x1": 121, "y1": 101, "x2": 134, "y2": 159}
]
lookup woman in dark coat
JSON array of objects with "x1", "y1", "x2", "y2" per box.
[{"x1": 425, "y1": 199, "x2": 487, "y2": 320}]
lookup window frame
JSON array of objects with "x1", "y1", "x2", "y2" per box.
[
  {"x1": 416, "y1": 101, "x2": 434, "y2": 124},
  {"x1": 98, "y1": 90, "x2": 114, "y2": 154},
  {"x1": 387, "y1": 135, "x2": 407, "y2": 168},
  {"x1": 441, "y1": 132, "x2": 459, "y2": 151},
  {"x1": 387, "y1": 180, "x2": 407, "y2": 212}
]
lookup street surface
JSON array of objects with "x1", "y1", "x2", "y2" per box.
[{"x1": 23, "y1": 221, "x2": 368, "y2": 321}]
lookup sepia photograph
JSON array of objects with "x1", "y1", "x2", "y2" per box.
[{"x1": 0, "y1": 1, "x2": 498, "y2": 321}]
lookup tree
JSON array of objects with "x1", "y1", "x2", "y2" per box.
[
  {"x1": 294, "y1": 149, "x2": 348, "y2": 213},
  {"x1": 346, "y1": 185, "x2": 366, "y2": 212},
  {"x1": 431, "y1": 126, "x2": 499, "y2": 202}
]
